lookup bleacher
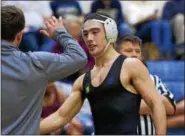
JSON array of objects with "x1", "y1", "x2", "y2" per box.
[{"x1": 147, "y1": 61, "x2": 185, "y2": 102}]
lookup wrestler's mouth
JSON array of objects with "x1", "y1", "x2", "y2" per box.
[{"x1": 88, "y1": 44, "x2": 96, "y2": 50}]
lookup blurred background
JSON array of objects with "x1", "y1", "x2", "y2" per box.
[{"x1": 2, "y1": 0, "x2": 184, "y2": 135}]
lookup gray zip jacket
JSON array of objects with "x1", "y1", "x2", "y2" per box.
[{"x1": 1, "y1": 28, "x2": 87, "y2": 135}]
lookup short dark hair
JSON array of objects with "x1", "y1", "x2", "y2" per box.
[
  {"x1": 83, "y1": 13, "x2": 113, "y2": 24},
  {"x1": 116, "y1": 35, "x2": 147, "y2": 66},
  {"x1": 116, "y1": 35, "x2": 142, "y2": 48},
  {"x1": 2, "y1": 5, "x2": 25, "y2": 41}
]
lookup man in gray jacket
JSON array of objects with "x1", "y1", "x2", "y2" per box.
[{"x1": 1, "y1": 5, "x2": 87, "y2": 135}]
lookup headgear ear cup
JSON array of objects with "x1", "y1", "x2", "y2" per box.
[{"x1": 99, "y1": 15, "x2": 118, "y2": 43}]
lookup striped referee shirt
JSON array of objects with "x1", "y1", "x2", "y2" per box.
[{"x1": 137, "y1": 74, "x2": 176, "y2": 135}]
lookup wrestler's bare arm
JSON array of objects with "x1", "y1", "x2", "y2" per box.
[
  {"x1": 122, "y1": 58, "x2": 166, "y2": 135},
  {"x1": 40, "y1": 75, "x2": 85, "y2": 134}
]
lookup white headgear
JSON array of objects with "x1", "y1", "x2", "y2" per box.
[
  {"x1": 82, "y1": 14, "x2": 118, "y2": 57},
  {"x1": 100, "y1": 14, "x2": 118, "y2": 43},
  {"x1": 83, "y1": 14, "x2": 118, "y2": 43}
]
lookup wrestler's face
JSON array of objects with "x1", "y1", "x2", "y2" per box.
[
  {"x1": 82, "y1": 20, "x2": 107, "y2": 57},
  {"x1": 119, "y1": 41, "x2": 143, "y2": 60}
]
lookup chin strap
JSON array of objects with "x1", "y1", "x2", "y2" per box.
[{"x1": 96, "y1": 38, "x2": 112, "y2": 58}]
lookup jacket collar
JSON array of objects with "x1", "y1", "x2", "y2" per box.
[{"x1": 1, "y1": 40, "x2": 20, "y2": 52}]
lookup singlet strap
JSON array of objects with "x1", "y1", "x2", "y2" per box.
[
  {"x1": 106, "y1": 55, "x2": 127, "y2": 83},
  {"x1": 82, "y1": 70, "x2": 91, "y2": 100}
]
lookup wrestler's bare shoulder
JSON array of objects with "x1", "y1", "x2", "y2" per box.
[{"x1": 122, "y1": 57, "x2": 144, "y2": 70}]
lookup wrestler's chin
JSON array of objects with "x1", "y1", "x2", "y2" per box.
[{"x1": 89, "y1": 49, "x2": 103, "y2": 58}]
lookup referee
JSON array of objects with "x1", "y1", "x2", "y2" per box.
[{"x1": 116, "y1": 35, "x2": 176, "y2": 135}]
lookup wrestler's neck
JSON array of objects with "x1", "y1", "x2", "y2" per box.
[{"x1": 94, "y1": 45, "x2": 119, "y2": 67}]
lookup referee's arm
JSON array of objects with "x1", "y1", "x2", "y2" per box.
[
  {"x1": 139, "y1": 75, "x2": 176, "y2": 115},
  {"x1": 154, "y1": 75, "x2": 176, "y2": 115}
]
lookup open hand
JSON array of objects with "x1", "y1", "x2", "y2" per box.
[{"x1": 40, "y1": 16, "x2": 64, "y2": 38}]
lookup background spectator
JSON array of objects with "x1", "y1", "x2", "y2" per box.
[
  {"x1": 162, "y1": 0, "x2": 185, "y2": 60},
  {"x1": 2, "y1": 1, "x2": 55, "y2": 52},
  {"x1": 91, "y1": 0, "x2": 133, "y2": 36},
  {"x1": 122, "y1": 1, "x2": 174, "y2": 59},
  {"x1": 50, "y1": 0, "x2": 83, "y2": 19}
]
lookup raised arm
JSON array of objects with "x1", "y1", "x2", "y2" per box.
[
  {"x1": 124, "y1": 58, "x2": 166, "y2": 135},
  {"x1": 40, "y1": 75, "x2": 85, "y2": 134},
  {"x1": 29, "y1": 16, "x2": 87, "y2": 82}
]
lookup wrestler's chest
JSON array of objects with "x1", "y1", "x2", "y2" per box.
[{"x1": 91, "y1": 67, "x2": 111, "y2": 87}]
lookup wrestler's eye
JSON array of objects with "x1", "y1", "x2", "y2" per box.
[
  {"x1": 136, "y1": 50, "x2": 141, "y2": 53},
  {"x1": 92, "y1": 31, "x2": 98, "y2": 35},
  {"x1": 83, "y1": 33, "x2": 88, "y2": 37},
  {"x1": 125, "y1": 49, "x2": 132, "y2": 53}
]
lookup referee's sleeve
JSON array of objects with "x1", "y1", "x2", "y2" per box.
[{"x1": 154, "y1": 75, "x2": 176, "y2": 112}]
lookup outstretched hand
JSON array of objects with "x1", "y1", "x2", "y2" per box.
[{"x1": 40, "y1": 16, "x2": 64, "y2": 38}]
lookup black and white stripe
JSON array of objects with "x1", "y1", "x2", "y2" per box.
[
  {"x1": 137, "y1": 115, "x2": 155, "y2": 135},
  {"x1": 137, "y1": 74, "x2": 176, "y2": 135},
  {"x1": 151, "y1": 75, "x2": 176, "y2": 108}
]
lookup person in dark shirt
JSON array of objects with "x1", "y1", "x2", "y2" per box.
[
  {"x1": 40, "y1": 13, "x2": 166, "y2": 135},
  {"x1": 162, "y1": 0, "x2": 184, "y2": 21},
  {"x1": 162, "y1": 0, "x2": 184, "y2": 59},
  {"x1": 91, "y1": 0, "x2": 132, "y2": 36},
  {"x1": 50, "y1": 0, "x2": 82, "y2": 19}
]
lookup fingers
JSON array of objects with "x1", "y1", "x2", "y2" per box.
[
  {"x1": 42, "y1": 25, "x2": 47, "y2": 30},
  {"x1": 44, "y1": 16, "x2": 63, "y2": 28},
  {"x1": 45, "y1": 22, "x2": 52, "y2": 29},
  {"x1": 52, "y1": 16, "x2": 58, "y2": 24},
  {"x1": 47, "y1": 18, "x2": 55, "y2": 26},
  {"x1": 58, "y1": 16, "x2": 63, "y2": 23},
  {"x1": 41, "y1": 15, "x2": 64, "y2": 38},
  {"x1": 44, "y1": 16, "x2": 56, "y2": 27},
  {"x1": 40, "y1": 30, "x2": 50, "y2": 38}
]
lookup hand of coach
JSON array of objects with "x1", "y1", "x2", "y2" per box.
[{"x1": 38, "y1": 16, "x2": 87, "y2": 81}]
